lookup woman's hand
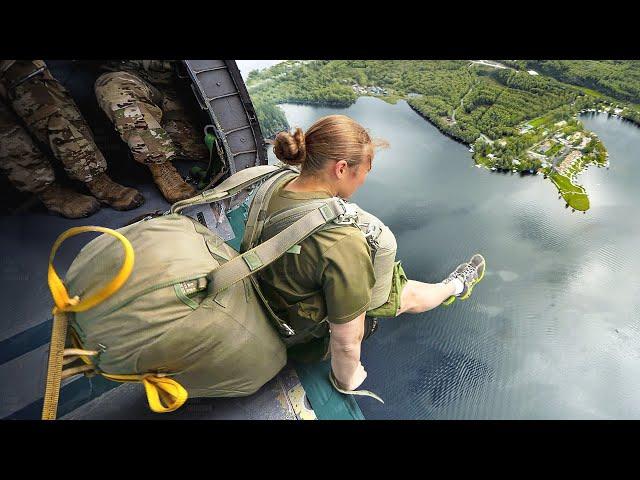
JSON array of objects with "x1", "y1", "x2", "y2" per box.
[{"x1": 342, "y1": 363, "x2": 368, "y2": 391}]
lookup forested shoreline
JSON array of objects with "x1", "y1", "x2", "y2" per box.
[{"x1": 247, "y1": 60, "x2": 640, "y2": 211}]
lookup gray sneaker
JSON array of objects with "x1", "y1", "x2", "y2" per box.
[{"x1": 442, "y1": 253, "x2": 486, "y2": 305}]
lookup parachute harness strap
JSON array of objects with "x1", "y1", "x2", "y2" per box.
[{"x1": 42, "y1": 226, "x2": 187, "y2": 420}]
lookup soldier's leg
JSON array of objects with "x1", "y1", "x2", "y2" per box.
[
  {"x1": 160, "y1": 87, "x2": 209, "y2": 162},
  {"x1": 0, "y1": 99, "x2": 100, "y2": 218},
  {"x1": 2, "y1": 60, "x2": 144, "y2": 210},
  {"x1": 94, "y1": 71, "x2": 196, "y2": 203}
]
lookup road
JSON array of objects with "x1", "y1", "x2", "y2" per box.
[
  {"x1": 469, "y1": 60, "x2": 511, "y2": 70},
  {"x1": 452, "y1": 66, "x2": 481, "y2": 124},
  {"x1": 551, "y1": 147, "x2": 570, "y2": 170}
]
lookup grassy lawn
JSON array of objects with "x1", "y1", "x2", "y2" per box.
[
  {"x1": 545, "y1": 143, "x2": 563, "y2": 157},
  {"x1": 576, "y1": 86, "x2": 605, "y2": 99},
  {"x1": 529, "y1": 116, "x2": 548, "y2": 128},
  {"x1": 549, "y1": 171, "x2": 584, "y2": 193},
  {"x1": 549, "y1": 171, "x2": 590, "y2": 210},
  {"x1": 474, "y1": 154, "x2": 493, "y2": 168},
  {"x1": 378, "y1": 94, "x2": 404, "y2": 105},
  {"x1": 563, "y1": 192, "x2": 590, "y2": 210}
]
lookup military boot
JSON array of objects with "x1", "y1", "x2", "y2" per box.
[
  {"x1": 147, "y1": 162, "x2": 197, "y2": 203},
  {"x1": 37, "y1": 183, "x2": 100, "y2": 218},
  {"x1": 85, "y1": 172, "x2": 145, "y2": 211}
]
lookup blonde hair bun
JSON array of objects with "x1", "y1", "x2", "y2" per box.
[{"x1": 273, "y1": 127, "x2": 306, "y2": 165}]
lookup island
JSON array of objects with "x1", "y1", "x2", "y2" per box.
[{"x1": 247, "y1": 60, "x2": 640, "y2": 212}]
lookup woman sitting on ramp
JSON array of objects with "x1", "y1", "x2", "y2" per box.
[{"x1": 258, "y1": 114, "x2": 486, "y2": 393}]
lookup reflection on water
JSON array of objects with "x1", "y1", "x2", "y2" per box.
[{"x1": 276, "y1": 98, "x2": 640, "y2": 419}]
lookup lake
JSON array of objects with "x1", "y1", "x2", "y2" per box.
[{"x1": 273, "y1": 97, "x2": 640, "y2": 419}]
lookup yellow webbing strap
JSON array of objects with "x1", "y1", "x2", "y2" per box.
[
  {"x1": 42, "y1": 226, "x2": 187, "y2": 420},
  {"x1": 48, "y1": 226, "x2": 134, "y2": 314},
  {"x1": 103, "y1": 374, "x2": 188, "y2": 413},
  {"x1": 69, "y1": 330, "x2": 187, "y2": 413},
  {"x1": 41, "y1": 312, "x2": 71, "y2": 420}
]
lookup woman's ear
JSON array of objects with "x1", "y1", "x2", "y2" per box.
[{"x1": 334, "y1": 160, "x2": 348, "y2": 178}]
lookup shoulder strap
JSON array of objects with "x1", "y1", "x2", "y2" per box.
[
  {"x1": 208, "y1": 197, "x2": 347, "y2": 297},
  {"x1": 215, "y1": 164, "x2": 284, "y2": 194},
  {"x1": 170, "y1": 164, "x2": 294, "y2": 214},
  {"x1": 260, "y1": 199, "x2": 346, "y2": 242},
  {"x1": 240, "y1": 169, "x2": 299, "y2": 252}
]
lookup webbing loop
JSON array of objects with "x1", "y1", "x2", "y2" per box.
[
  {"x1": 102, "y1": 373, "x2": 188, "y2": 413},
  {"x1": 48, "y1": 226, "x2": 135, "y2": 314}
]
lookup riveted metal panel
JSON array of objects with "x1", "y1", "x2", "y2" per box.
[{"x1": 184, "y1": 60, "x2": 268, "y2": 178}]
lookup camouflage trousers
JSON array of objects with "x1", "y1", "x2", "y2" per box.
[
  {"x1": 0, "y1": 60, "x2": 107, "y2": 185},
  {"x1": 94, "y1": 71, "x2": 208, "y2": 165},
  {"x1": 0, "y1": 99, "x2": 55, "y2": 193}
]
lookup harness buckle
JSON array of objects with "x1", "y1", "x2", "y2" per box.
[
  {"x1": 281, "y1": 323, "x2": 295, "y2": 337},
  {"x1": 362, "y1": 223, "x2": 381, "y2": 249},
  {"x1": 333, "y1": 198, "x2": 359, "y2": 226}
]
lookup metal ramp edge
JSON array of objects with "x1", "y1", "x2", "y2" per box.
[{"x1": 184, "y1": 60, "x2": 268, "y2": 178}]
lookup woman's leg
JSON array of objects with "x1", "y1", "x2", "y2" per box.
[
  {"x1": 395, "y1": 280, "x2": 456, "y2": 315},
  {"x1": 396, "y1": 254, "x2": 487, "y2": 315},
  {"x1": 94, "y1": 71, "x2": 196, "y2": 203}
]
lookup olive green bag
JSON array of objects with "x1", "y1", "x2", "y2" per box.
[
  {"x1": 49, "y1": 165, "x2": 352, "y2": 415},
  {"x1": 64, "y1": 213, "x2": 288, "y2": 399}
]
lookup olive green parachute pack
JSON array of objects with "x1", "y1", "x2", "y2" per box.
[{"x1": 42, "y1": 164, "x2": 397, "y2": 418}]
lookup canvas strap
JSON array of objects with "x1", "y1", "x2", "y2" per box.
[
  {"x1": 170, "y1": 164, "x2": 293, "y2": 214},
  {"x1": 260, "y1": 199, "x2": 351, "y2": 242},
  {"x1": 208, "y1": 197, "x2": 347, "y2": 297},
  {"x1": 329, "y1": 371, "x2": 385, "y2": 404},
  {"x1": 240, "y1": 169, "x2": 299, "y2": 252}
]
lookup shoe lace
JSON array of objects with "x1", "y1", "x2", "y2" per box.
[
  {"x1": 457, "y1": 263, "x2": 477, "y2": 282},
  {"x1": 443, "y1": 262, "x2": 476, "y2": 285}
]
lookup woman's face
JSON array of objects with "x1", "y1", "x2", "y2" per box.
[{"x1": 336, "y1": 155, "x2": 372, "y2": 199}]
